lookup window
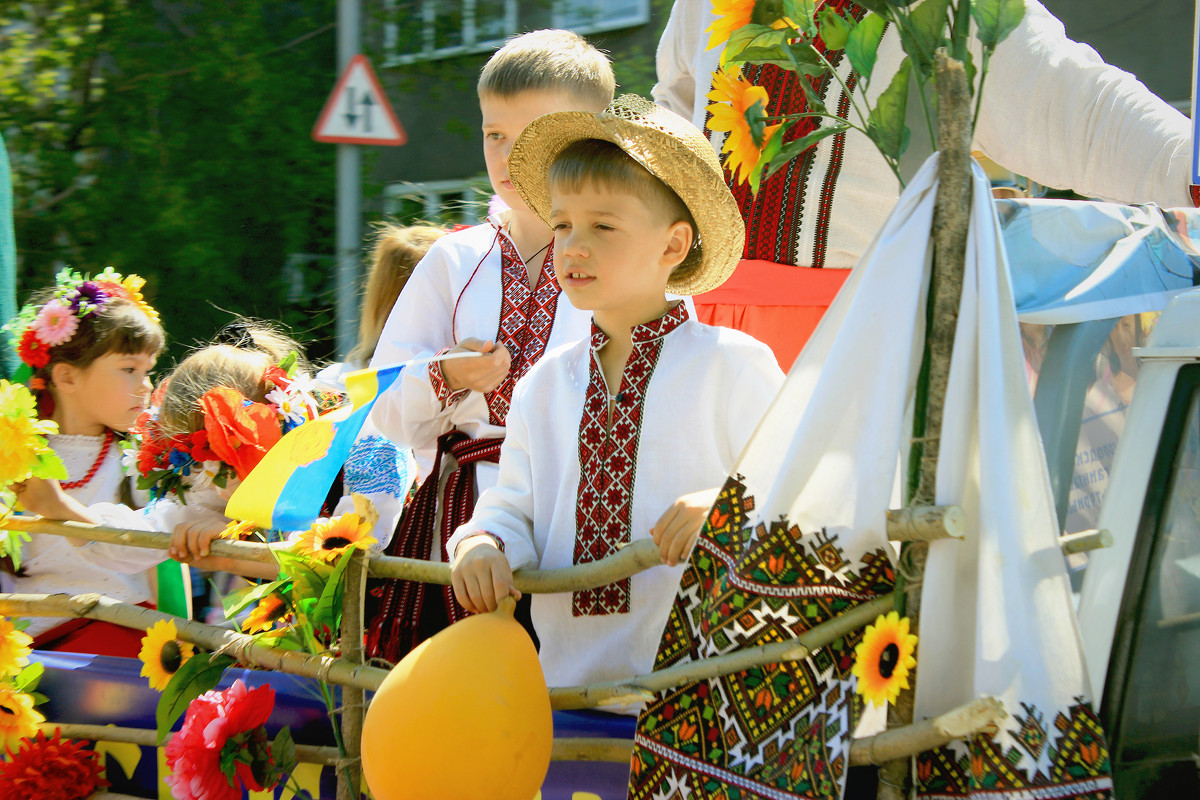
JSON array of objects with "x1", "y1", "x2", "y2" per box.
[
  {"x1": 383, "y1": 0, "x2": 649, "y2": 64},
  {"x1": 1103, "y1": 365, "x2": 1200, "y2": 797},
  {"x1": 383, "y1": 178, "x2": 494, "y2": 226}
]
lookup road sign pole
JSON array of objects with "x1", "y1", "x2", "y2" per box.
[{"x1": 335, "y1": 0, "x2": 361, "y2": 360}]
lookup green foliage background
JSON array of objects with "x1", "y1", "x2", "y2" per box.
[
  {"x1": 2, "y1": 0, "x2": 339, "y2": 365},
  {"x1": 2, "y1": 1, "x2": 669, "y2": 369}
]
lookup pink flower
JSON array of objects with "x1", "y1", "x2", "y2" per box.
[
  {"x1": 33, "y1": 300, "x2": 79, "y2": 347},
  {"x1": 164, "y1": 679, "x2": 278, "y2": 800}
]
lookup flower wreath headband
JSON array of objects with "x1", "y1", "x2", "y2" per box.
[
  {"x1": 126, "y1": 353, "x2": 341, "y2": 502},
  {"x1": 6, "y1": 268, "x2": 161, "y2": 386}
]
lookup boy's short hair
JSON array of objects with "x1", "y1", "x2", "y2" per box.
[
  {"x1": 478, "y1": 29, "x2": 615, "y2": 109},
  {"x1": 548, "y1": 139, "x2": 696, "y2": 239}
]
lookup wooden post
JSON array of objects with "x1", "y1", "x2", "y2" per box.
[
  {"x1": 337, "y1": 550, "x2": 368, "y2": 799},
  {"x1": 878, "y1": 48, "x2": 974, "y2": 800}
]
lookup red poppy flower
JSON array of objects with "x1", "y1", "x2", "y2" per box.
[
  {"x1": 0, "y1": 729, "x2": 108, "y2": 799},
  {"x1": 200, "y1": 387, "x2": 281, "y2": 479},
  {"x1": 262, "y1": 365, "x2": 290, "y2": 389},
  {"x1": 16, "y1": 330, "x2": 51, "y2": 369},
  {"x1": 92, "y1": 279, "x2": 131, "y2": 301},
  {"x1": 188, "y1": 429, "x2": 218, "y2": 462},
  {"x1": 164, "y1": 679, "x2": 278, "y2": 800}
]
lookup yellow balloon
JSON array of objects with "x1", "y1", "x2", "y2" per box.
[{"x1": 361, "y1": 597, "x2": 553, "y2": 800}]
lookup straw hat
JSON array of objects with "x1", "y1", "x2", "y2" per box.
[{"x1": 507, "y1": 94, "x2": 745, "y2": 296}]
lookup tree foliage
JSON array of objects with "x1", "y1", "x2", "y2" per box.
[{"x1": 1, "y1": 1, "x2": 339, "y2": 364}]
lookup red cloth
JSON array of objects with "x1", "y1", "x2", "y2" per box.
[
  {"x1": 33, "y1": 602, "x2": 156, "y2": 659},
  {"x1": 693, "y1": 260, "x2": 850, "y2": 371}
]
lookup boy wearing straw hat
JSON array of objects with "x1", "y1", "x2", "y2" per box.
[{"x1": 449, "y1": 95, "x2": 784, "y2": 699}]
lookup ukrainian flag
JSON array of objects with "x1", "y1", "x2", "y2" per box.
[{"x1": 225, "y1": 364, "x2": 405, "y2": 530}]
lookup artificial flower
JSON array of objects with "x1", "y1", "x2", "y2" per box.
[
  {"x1": 201, "y1": 387, "x2": 281, "y2": 480},
  {"x1": 0, "y1": 616, "x2": 33, "y2": 678},
  {"x1": 0, "y1": 729, "x2": 108, "y2": 799},
  {"x1": 119, "y1": 272, "x2": 161, "y2": 323},
  {"x1": 0, "y1": 380, "x2": 65, "y2": 488},
  {"x1": 242, "y1": 594, "x2": 290, "y2": 634},
  {"x1": 851, "y1": 611, "x2": 918, "y2": 707},
  {"x1": 706, "y1": 65, "x2": 781, "y2": 186},
  {"x1": 292, "y1": 512, "x2": 377, "y2": 563},
  {"x1": 705, "y1": 0, "x2": 757, "y2": 50},
  {"x1": 33, "y1": 300, "x2": 79, "y2": 347},
  {"x1": 63, "y1": 281, "x2": 109, "y2": 316},
  {"x1": 265, "y1": 386, "x2": 313, "y2": 427},
  {"x1": 0, "y1": 683, "x2": 45, "y2": 753},
  {"x1": 15, "y1": 329, "x2": 50, "y2": 369},
  {"x1": 164, "y1": 679, "x2": 279, "y2": 800},
  {"x1": 220, "y1": 519, "x2": 260, "y2": 541},
  {"x1": 138, "y1": 619, "x2": 195, "y2": 691}
]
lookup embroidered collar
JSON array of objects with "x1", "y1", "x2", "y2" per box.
[{"x1": 589, "y1": 301, "x2": 690, "y2": 350}]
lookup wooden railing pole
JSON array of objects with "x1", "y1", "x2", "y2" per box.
[{"x1": 878, "y1": 48, "x2": 974, "y2": 800}]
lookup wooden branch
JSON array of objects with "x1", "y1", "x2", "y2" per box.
[
  {"x1": 2, "y1": 517, "x2": 665, "y2": 593},
  {"x1": 549, "y1": 594, "x2": 895, "y2": 710},
  {"x1": 551, "y1": 737, "x2": 634, "y2": 763},
  {"x1": 38, "y1": 722, "x2": 338, "y2": 764},
  {"x1": 1060, "y1": 529, "x2": 1112, "y2": 555},
  {"x1": 850, "y1": 696, "x2": 1005, "y2": 766},
  {"x1": 337, "y1": 551, "x2": 367, "y2": 799},
  {"x1": 886, "y1": 505, "x2": 965, "y2": 542},
  {"x1": 0, "y1": 593, "x2": 389, "y2": 693}
]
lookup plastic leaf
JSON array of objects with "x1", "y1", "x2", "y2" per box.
[
  {"x1": 846, "y1": 13, "x2": 886, "y2": 82},
  {"x1": 722, "y1": 25, "x2": 794, "y2": 68},
  {"x1": 762, "y1": 121, "x2": 850, "y2": 183},
  {"x1": 222, "y1": 578, "x2": 289, "y2": 619},
  {"x1": 866, "y1": 58, "x2": 912, "y2": 160},
  {"x1": 783, "y1": 0, "x2": 819, "y2": 37},
  {"x1": 817, "y1": 7, "x2": 852, "y2": 50},
  {"x1": 155, "y1": 653, "x2": 236, "y2": 744},
  {"x1": 973, "y1": 0, "x2": 1026, "y2": 47}
]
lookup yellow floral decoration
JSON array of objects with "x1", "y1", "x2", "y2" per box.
[
  {"x1": 138, "y1": 620, "x2": 195, "y2": 691},
  {"x1": 852, "y1": 611, "x2": 918, "y2": 707}
]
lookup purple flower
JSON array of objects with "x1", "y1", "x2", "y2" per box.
[{"x1": 66, "y1": 282, "x2": 109, "y2": 315}]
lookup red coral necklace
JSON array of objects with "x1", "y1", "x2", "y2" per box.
[{"x1": 62, "y1": 429, "x2": 115, "y2": 490}]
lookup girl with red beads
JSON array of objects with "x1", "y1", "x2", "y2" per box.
[{"x1": 5, "y1": 268, "x2": 167, "y2": 656}]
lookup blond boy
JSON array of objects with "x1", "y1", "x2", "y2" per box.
[
  {"x1": 366, "y1": 31, "x2": 615, "y2": 660},
  {"x1": 449, "y1": 96, "x2": 785, "y2": 697}
]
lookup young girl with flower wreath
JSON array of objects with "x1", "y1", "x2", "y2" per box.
[
  {"x1": 114, "y1": 321, "x2": 414, "y2": 582},
  {"x1": 4, "y1": 268, "x2": 169, "y2": 657}
]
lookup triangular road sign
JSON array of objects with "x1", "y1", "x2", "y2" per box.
[{"x1": 313, "y1": 54, "x2": 407, "y2": 146}]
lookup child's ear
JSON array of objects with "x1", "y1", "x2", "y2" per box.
[
  {"x1": 662, "y1": 220, "x2": 694, "y2": 269},
  {"x1": 49, "y1": 362, "x2": 80, "y2": 394}
]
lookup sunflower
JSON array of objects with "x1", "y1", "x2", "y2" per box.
[
  {"x1": 242, "y1": 594, "x2": 290, "y2": 634},
  {"x1": 852, "y1": 611, "x2": 918, "y2": 707},
  {"x1": 138, "y1": 620, "x2": 195, "y2": 691},
  {"x1": 0, "y1": 380, "x2": 64, "y2": 488},
  {"x1": 705, "y1": 0, "x2": 756, "y2": 50},
  {"x1": 0, "y1": 683, "x2": 44, "y2": 753},
  {"x1": 220, "y1": 519, "x2": 262, "y2": 542},
  {"x1": 0, "y1": 616, "x2": 33, "y2": 678},
  {"x1": 292, "y1": 512, "x2": 377, "y2": 563},
  {"x1": 706, "y1": 66, "x2": 781, "y2": 186}
]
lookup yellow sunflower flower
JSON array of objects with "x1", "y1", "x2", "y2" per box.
[
  {"x1": 705, "y1": 0, "x2": 756, "y2": 50},
  {"x1": 220, "y1": 519, "x2": 261, "y2": 541},
  {"x1": 138, "y1": 620, "x2": 195, "y2": 691},
  {"x1": 0, "y1": 617, "x2": 32, "y2": 678},
  {"x1": 292, "y1": 512, "x2": 378, "y2": 563},
  {"x1": 706, "y1": 66, "x2": 781, "y2": 186},
  {"x1": 0, "y1": 683, "x2": 44, "y2": 753},
  {"x1": 0, "y1": 380, "x2": 62, "y2": 488},
  {"x1": 242, "y1": 594, "x2": 290, "y2": 634},
  {"x1": 852, "y1": 611, "x2": 918, "y2": 707},
  {"x1": 120, "y1": 273, "x2": 160, "y2": 324}
]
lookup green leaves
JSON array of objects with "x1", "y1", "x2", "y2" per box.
[
  {"x1": 846, "y1": 13, "x2": 886, "y2": 82},
  {"x1": 722, "y1": 25, "x2": 792, "y2": 68},
  {"x1": 784, "y1": 0, "x2": 819, "y2": 37},
  {"x1": 817, "y1": 7, "x2": 852, "y2": 50},
  {"x1": 867, "y1": 59, "x2": 912, "y2": 161},
  {"x1": 762, "y1": 121, "x2": 851, "y2": 183},
  {"x1": 899, "y1": 0, "x2": 950, "y2": 77},
  {"x1": 222, "y1": 577, "x2": 289, "y2": 619},
  {"x1": 156, "y1": 652, "x2": 236, "y2": 744},
  {"x1": 973, "y1": 0, "x2": 1026, "y2": 47}
]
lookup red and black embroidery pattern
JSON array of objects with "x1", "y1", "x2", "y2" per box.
[
  {"x1": 573, "y1": 303, "x2": 690, "y2": 616},
  {"x1": 487, "y1": 235, "x2": 560, "y2": 426},
  {"x1": 705, "y1": 0, "x2": 868, "y2": 268}
]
